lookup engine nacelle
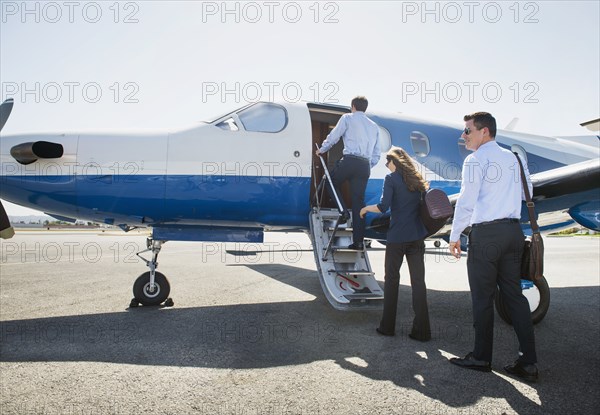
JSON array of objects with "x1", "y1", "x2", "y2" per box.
[{"x1": 568, "y1": 200, "x2": 600, "y2": 231}]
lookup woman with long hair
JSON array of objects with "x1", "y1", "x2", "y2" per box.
[{"x1": 360, "y1": 146, "x2": 431, "y2": 340}]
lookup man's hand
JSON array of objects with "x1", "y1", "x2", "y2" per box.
[
  {"x1": 449, "y1": 241, "x2": 462, "y2": 259},
  {"x1": 360, "y1": 207, "x2": 368, "y2": 218},
  {"x1": 315, "y1": 149, "x2": 322, "y2": 157}
]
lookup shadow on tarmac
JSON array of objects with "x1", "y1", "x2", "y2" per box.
[{"x1": 1, "y1": 263, "x2": 598, "y2": 414}]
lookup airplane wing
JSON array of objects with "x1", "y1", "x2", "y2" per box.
[
  {"x1": 445, "y1": 158, "x2": 599, "y2": 205},
  {"x1": 531, "y1": 158, "x2": 600, "y2": 200},
  {"x1": 443, "y1": 158, "x2": 600, "y2": 232}
]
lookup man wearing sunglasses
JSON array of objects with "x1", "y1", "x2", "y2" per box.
[
  {"x1": 316, "y1": 96, "x2": 381, "y2": 250},
  {"x1": 447, "y1": 112, "x2": 539, "y2": 382}
]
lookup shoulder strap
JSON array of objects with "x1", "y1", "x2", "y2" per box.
[{"x1": 513, "y1": 152, "x2": 539, "y2": 233}]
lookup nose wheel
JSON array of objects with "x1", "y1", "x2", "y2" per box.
[
  {"x1": 130, "y1": 238, "x2": 174, "y2": 307},
  {"x1": 131, "y1": 271, "x2": 171, "y2": 307}
]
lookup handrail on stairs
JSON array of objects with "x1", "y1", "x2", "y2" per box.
[{"x1": 314, "y1": 144, "x2": 349, "y2": 260}]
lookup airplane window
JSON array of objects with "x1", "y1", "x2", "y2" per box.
[
  {"x1": 216, "y1": 117, "x2": 239, "y2": 131},
  {"x1": 378, "y1": 126, "x2": 392, "y2": 152},
  {"x1": 237, "y1": 102, "x2": 287, "y2": 133},
  {"x1": 410, "y1": 131, "x2": 430, "y2": 157}
]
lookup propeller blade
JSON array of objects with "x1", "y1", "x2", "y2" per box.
[
  {"x1": 0, "y1": 200, "x2": 15, "y2": 239},
  {"x1": 0, "y1": 98, "x2": 14, "y2": 132}
]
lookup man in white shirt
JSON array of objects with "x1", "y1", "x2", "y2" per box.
[
  {"x1": 448, "y1": 112, "x2": 538, "y2": 382},
  {"x1": 316, "y1": 96, "x2": 380, "y2": 250}
]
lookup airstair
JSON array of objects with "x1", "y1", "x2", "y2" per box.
[{"x1": 309, "y1": 150, "x2": 384, "y2": 310}]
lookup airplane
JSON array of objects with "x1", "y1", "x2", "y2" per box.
[{"x1": 1, "y1": 98, "x2": 598, "y2": 325}]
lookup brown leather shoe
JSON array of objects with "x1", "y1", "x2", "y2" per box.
[
  {"x1": 449, "y1": 352, "x2": 492, "y2": 372},
  {"x1": 504, "y1": 360, "x2": 538, "y2": 382}
]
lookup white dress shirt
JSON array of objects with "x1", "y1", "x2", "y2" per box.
[
  {"x1": 320, "y1": 111, "x2": 381, "y2": 168},
  {"x1": 450, "y1": 141, "x2": 533, "y2": 242}
]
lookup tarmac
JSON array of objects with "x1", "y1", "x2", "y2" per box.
[{"x1": 0, "y1": 229, "x2": 599, "y2": 415}]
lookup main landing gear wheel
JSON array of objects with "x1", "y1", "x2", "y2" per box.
[
  {"x1": 495, "y1": 276, "x2": 550, "y2": 325},
  {"x1": 132, "y1": 271, "x2": 171, "y2": 306}
]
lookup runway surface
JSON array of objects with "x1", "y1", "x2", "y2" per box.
[{"x1": 1, "y1": 230, "x2": 599, "y2": 414}]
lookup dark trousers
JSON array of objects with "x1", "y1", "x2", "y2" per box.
[
  {"x1": 329, "y1": 156, "x2": 370, "y2": 244},
  {"x1": 467, "y1": 222, "x2": 537, "y2": 363},
  {"x1": 379, "y1": 240, "x2": 431, "y2": 339}
]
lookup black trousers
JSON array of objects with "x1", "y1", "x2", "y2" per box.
[
  {"x1": 329, "y1": 156, "x2": 370, "y2": 244},
  {"x1": 379, "y1": 240, "x2": 431, "y2": 339},
  {"x1": 467, "y1": 222, "x2": 537, "y2": 364}
]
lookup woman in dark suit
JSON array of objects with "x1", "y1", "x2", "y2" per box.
[{"x1": 360, "y1": 147, "x2": 431, "y2": 341}]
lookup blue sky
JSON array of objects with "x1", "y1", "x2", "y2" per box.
[{"x1": 1, "y1": 1, "x2": 599, "y2": 215}]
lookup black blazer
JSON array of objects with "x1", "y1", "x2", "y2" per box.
[{"x1": 377, "y1": 172, "x2": 428, "y2": 244}]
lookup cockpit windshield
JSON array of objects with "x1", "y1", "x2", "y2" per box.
[{"x1": 211, "y1": 102, "x2": 288, "y2": 133}]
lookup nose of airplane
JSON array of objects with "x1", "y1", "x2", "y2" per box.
[{"x1": 0, "y1": 99, "x2": 66, "y2": 238}]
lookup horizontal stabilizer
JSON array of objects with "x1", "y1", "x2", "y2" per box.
[
  {"x1": 580, "y1": 118, "x2": 600, "y2": 132},
  {"x1": 505, "y1": 117, "x2": 519, "y2": 131}
]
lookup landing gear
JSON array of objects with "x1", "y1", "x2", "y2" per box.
[
  {"x1": 495, "y1": 276, "x2": 550, "y2": 325},
  {"x1": 130, "y1": 238, "x2": 173, "y2": 307}
]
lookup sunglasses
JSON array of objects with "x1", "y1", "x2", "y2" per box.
[{"x1": 463, "y1": 126, "x2": 483, "y2": 135}]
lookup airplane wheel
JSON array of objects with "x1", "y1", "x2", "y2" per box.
[
  {"x1": 495, "y1": 276, "x2": 550, "y2": 325},
  {"x1": 133, "y1": 271, "x2": 170, "y2": 306}
]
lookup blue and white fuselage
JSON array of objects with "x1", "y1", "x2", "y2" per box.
[{"x1": 1, "y1": 101, "x2": 598, "y2": 239}]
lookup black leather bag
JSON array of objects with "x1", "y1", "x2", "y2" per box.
[
  {"x1": 514, "y1": 153, "x2": 544, "y2": 280},
  {"x1": 420, "y1": 188, "x2": 453, "y2": 237}
]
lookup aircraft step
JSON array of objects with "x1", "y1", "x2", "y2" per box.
[
  {"x1": 326, "y1": 227, "x2": 353, "y2": 232},
  {"x1": 327, "y1": 246, "x2": 365, "y2": 252},
  {"x1": 309, "y1": 207, "x2": 383, "y2": 310},
  {"x1": 328, "y1": 269, "x2": 374, "y2": 276},
  {"x1": 344, "y1": 293, "x2": 385, "y2": 301}
]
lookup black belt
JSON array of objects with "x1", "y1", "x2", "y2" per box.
[
  {"x1": 344, "y1": 154, "x2": 370, "y2": 162},
  {"x1": 471, "y1": 218, "x2": 519, "y2": 228}
]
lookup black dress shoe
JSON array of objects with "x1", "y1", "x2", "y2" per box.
[
  {"x1": 408, "y1": 333, "x2": 431, "y2": 342},
  {"x1": 504, "y1": 360, "x2": 538, "y2": 382},
  {"x1": 337, "y1": 211, "x2": 350, "y2": 225},
  {"x1": 376, "y1": 327, "x2": 394, "y2": 336},
  {"x1": 449, "y1": 352, "x2": 492, "y2": 372},
  {"x1": 348, "y1": 242, "x2": 364, "y2": 250}
]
